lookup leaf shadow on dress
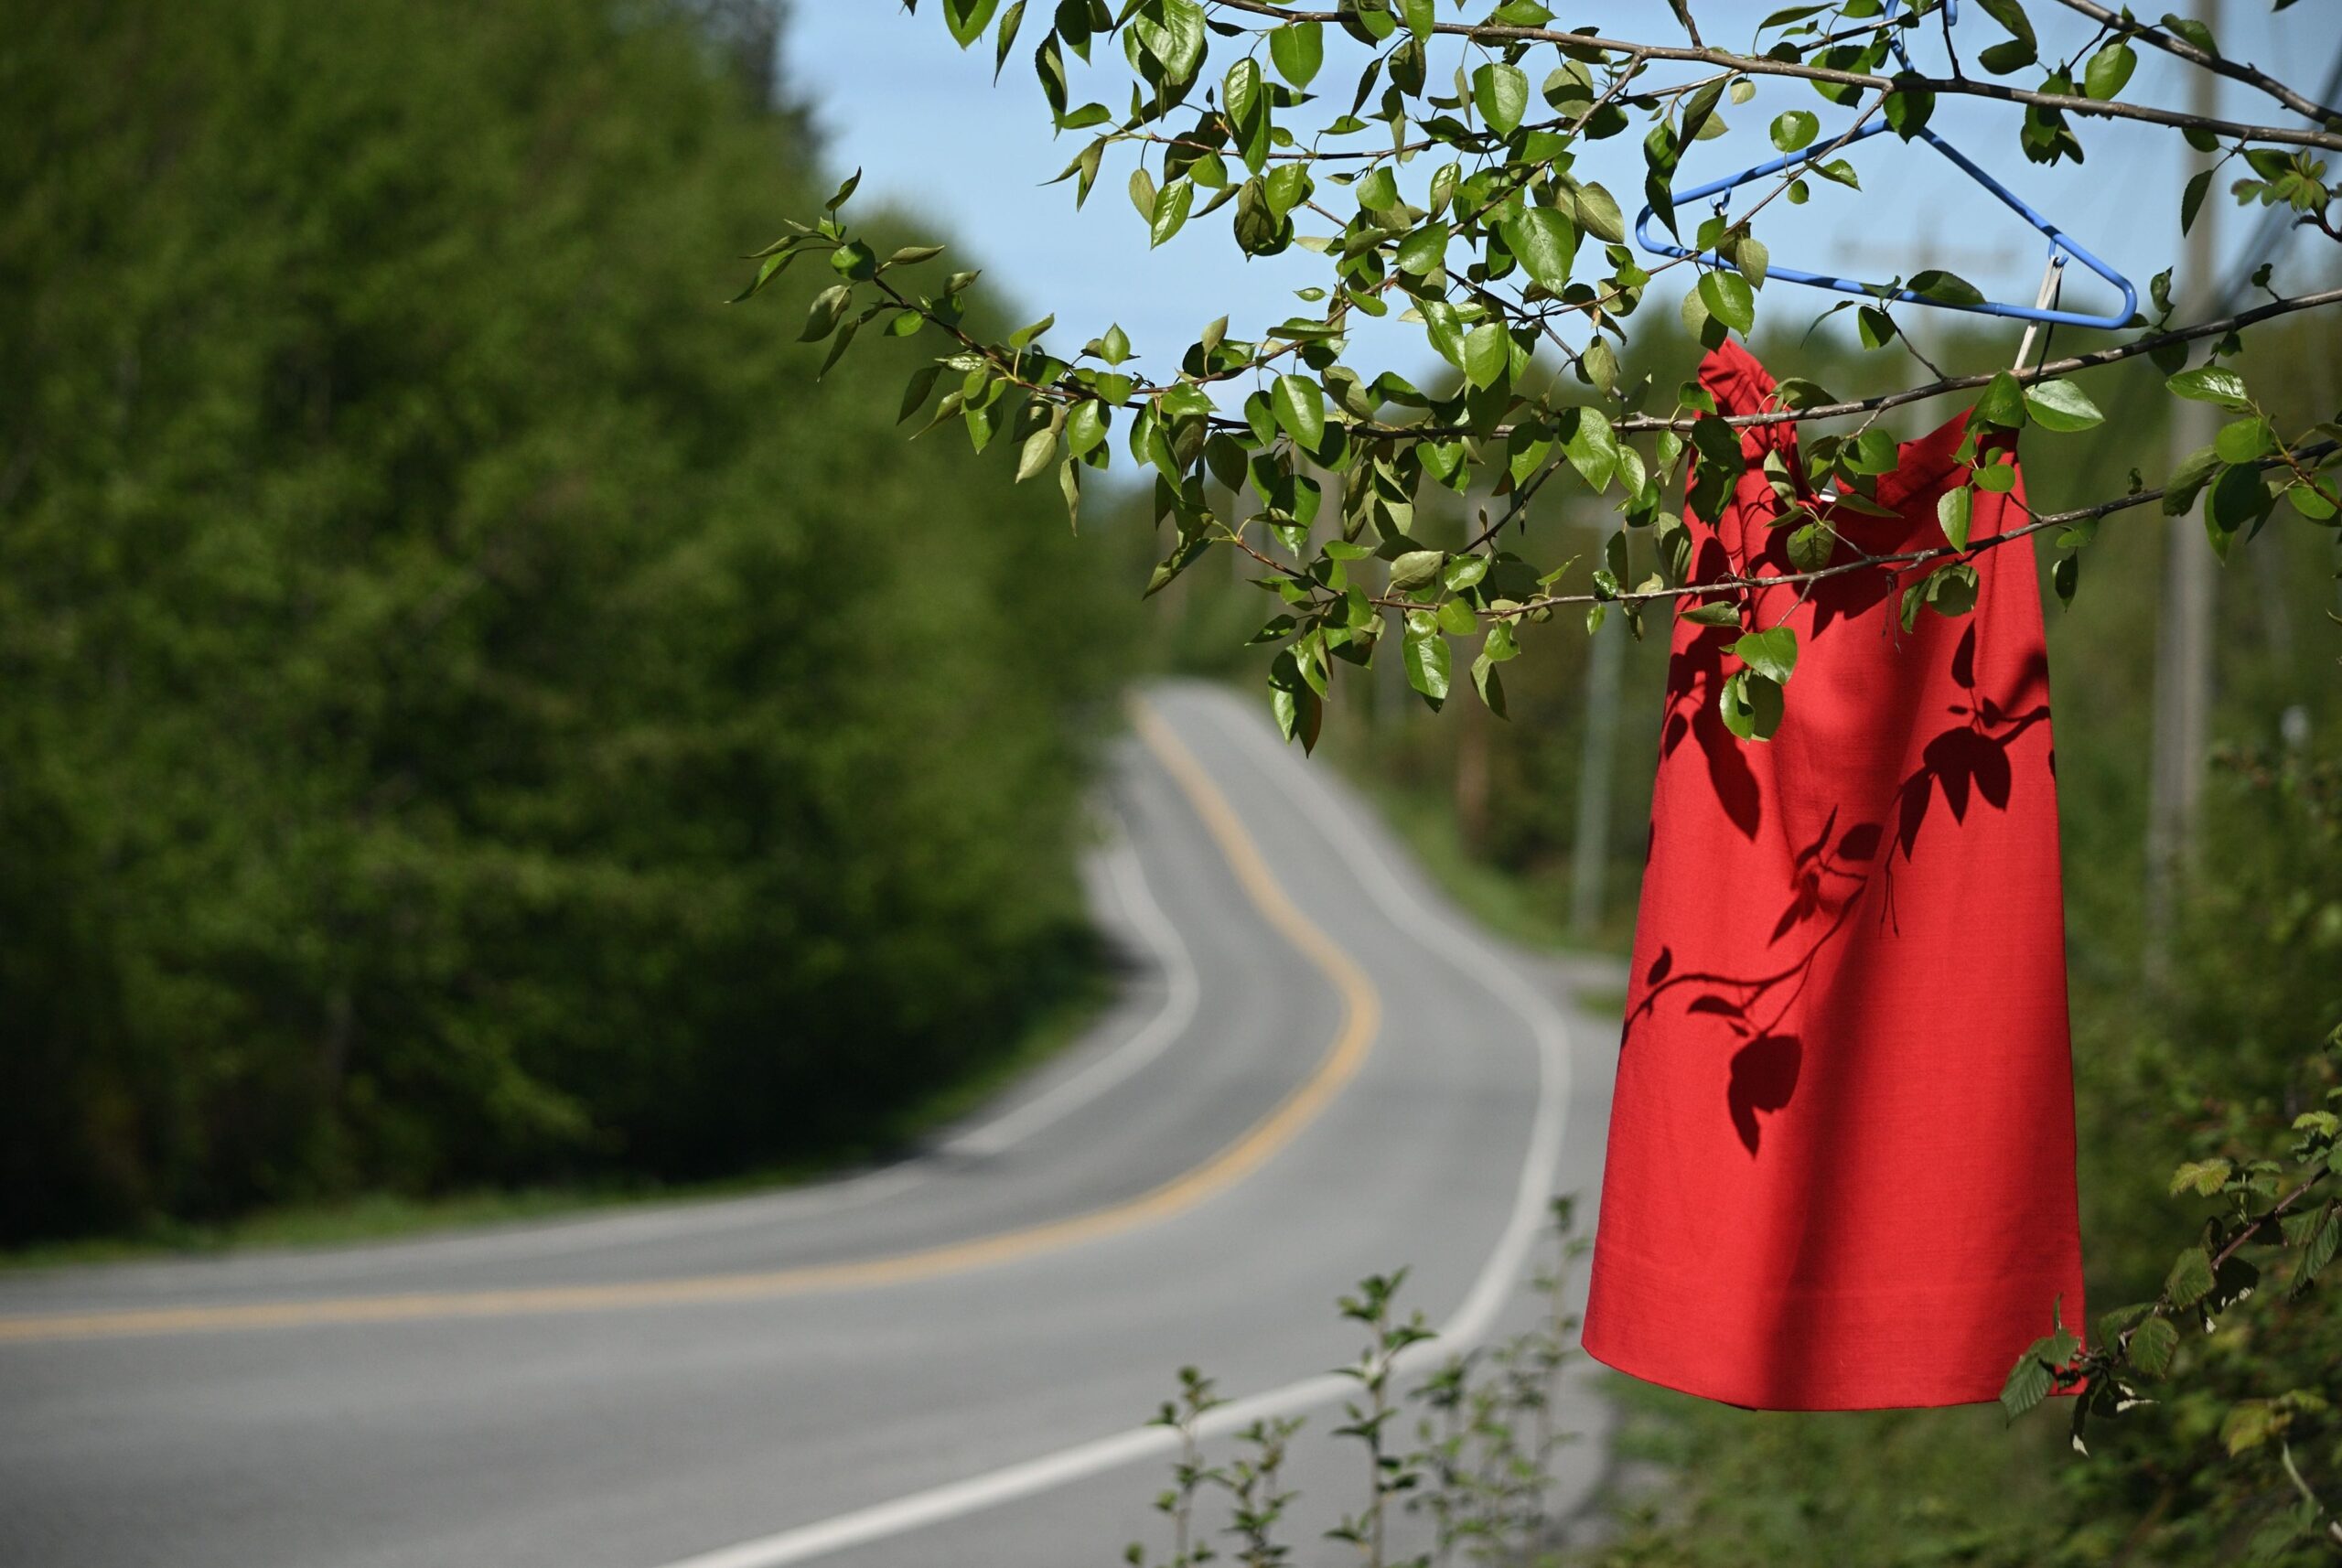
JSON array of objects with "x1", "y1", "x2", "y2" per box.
[{"x1": 1631, "y1": 622, "x2": 2050, "y2": 1157}]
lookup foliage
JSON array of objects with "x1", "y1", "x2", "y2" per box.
[
  {"x1": 1127, "y1": 1199, "x2": 1591, "y2": 1568},
  {"x1": 769, "y1": 0, "x2": 2341, "y2": 753},
  {"x1": 0, "y1": 0, "x2": 1132, "y2": 1241}
]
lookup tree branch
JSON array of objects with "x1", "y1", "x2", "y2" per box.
[
  {"x1": 2044, "y1": 0, "x2": 2342, "y2": 128},
  {"x1": 1459, "y1": 440, "x2": 2337, "y2": 618},
  {"x1": 1208, "y1": 1, "x2": 2342, "y2": 152},
  {"x1": 1633, "y1": 285, "x2": 2342, "y2": 433},
  {"x1": 1212, "y1": 286, "x2": 2342, "y2": 444}
]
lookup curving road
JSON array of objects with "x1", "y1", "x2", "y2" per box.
[{"x1": 0, "y1": 682, "x2": 1626, "y2": 1568}]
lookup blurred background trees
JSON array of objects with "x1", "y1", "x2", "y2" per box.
[{"x1": 0, "y1": 0, "x2": 1133, "y2": 1243}]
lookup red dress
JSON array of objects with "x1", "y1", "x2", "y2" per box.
[{"x1": 1580, "y1": 341, "x2": 2084, "y2": 1410}]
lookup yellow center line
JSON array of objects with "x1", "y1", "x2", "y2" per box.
[{"x1": 0, "y1": 696, "x2": 1381, "y2": 1346}]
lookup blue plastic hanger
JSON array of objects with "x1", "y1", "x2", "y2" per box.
[{"x1": 1633, "y1": 0, "x2": 2138, "y2": 331}]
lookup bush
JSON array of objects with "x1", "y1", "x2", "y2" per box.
[{"x1": 0, "y1": 0, "x2": 1132, "y2": 1240}]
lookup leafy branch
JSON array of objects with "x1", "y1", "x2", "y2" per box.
[
  {"x1": 769, "y1": 0, "x2": 2342, "y2": 751},
  {"x1": 1211, "y1": 0, "x2": 2342, "y2": 151},
  {"x1": 2003, "y1": 1025, "x2": 2342, "y2": 1556}
]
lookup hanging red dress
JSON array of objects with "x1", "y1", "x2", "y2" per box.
[{"x1": 1581, "y1": 340, "x2": 2084, "y2": 1411}]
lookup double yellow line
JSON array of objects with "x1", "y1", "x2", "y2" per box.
[{"x1": 0, "y1": 698, "x2": 1380, "y2": 1346}]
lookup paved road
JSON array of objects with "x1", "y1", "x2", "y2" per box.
[{"x1": 0, "y1": 682, "x2": 1625, "y2": 1568}]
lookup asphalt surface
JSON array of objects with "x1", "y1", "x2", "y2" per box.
[{"x1": 0, "y1": 681, "x2": 1627, "y2": 1568}]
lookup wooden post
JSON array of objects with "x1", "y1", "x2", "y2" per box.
[{"x1": 2145, "y1": 0, "x2": 2222, "y2": 972}]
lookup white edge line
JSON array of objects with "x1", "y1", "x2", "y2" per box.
[
  {"x1": 944, "y1": 830, "x2": 1202, "y2": 1158},
  {"x1": 644, "y1": 687, "x2": 1577, "y2": 1568}
]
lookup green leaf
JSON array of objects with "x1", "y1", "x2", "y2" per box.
[
  {"x1": 2208, "y1": 461, "x2": 2271, "y2": 545},
  {"x1": 1939, "y1": 485, "x2": 1973, "y2": 552},
  {"x1": 2128, "y1": 1314, "x2": 2179, "y2": 1378},
  {"x1": 1397, "y1": 0, "x2": 1435, "y2": 41},
  {"x1": 1263, "y1": 161, "x2": 1310, "y2": 219},
  {"x1": 897, "y1": 362, "x2": 944, "y2": 424},
  {"x1": 1999, "y1": 1348, "x2": 2053, "y2": 1422},
  {"x1": 1699, "y1": 270, "x2": 1756, "y2": 333},
  {"x1": 1908, "y1": 269, "x2": 1985, "y2": 307},
  {"x1": 1065, "y1": 398, "x2": 1107, "y2": 457},
  {"x1": 1129, "y1": 0, "x2": 1206, "y2": 83},
  {"x1": 1972, "y1": 371, "x2": 2027, "y2": 428},
  {"x1": 1563, "y1": 407, "x2": 1620, "y2": 491},
  {"x1": 1015, "y1": 425, "x2": 1058, "y2": 482},
  {"x1": 2084, "y1": 39, "x2": 2136, "y2": 100},
  {"x1": 1976, "y1": 0, "x2": 2037, "y2": 47},
  {"x1": 1770, "y1": 110, "x2": 1819, "y2": 152},
  {"x1": 1270, "y1": 22, "x2": 1323, "y2": 88},
  {"x1": 1223, "y1": 57, "x2": 1262, "y2": 129},
  {"x1": 2289, "y1": 479, "x2": 2339, "y2": 521},
  {"x1": 1389, "y1": 549, "x2": 1445, "y2": 592},
  {"x1": 1733, "y1": 625, "x2": 1799, "y2": 683},
  {"x1": 1395, "y1": 221, "x2": 1451, "y2": 275},
  {"x1": 2161, "y1": 10, "x2": 2218, "y2": 55},
  {"x1": 2161, "y1": 445, "x2": 2221, "y2": 515},
  {"x1": 1462, "y1": 322, "x2": 1509, "y2": 390},
  {"x1": 800, "y1": 284, "x2": 852, "y2": 342},
  {"x1": 2169, "y1": 1157, "x2": 2233, "y2": 1196},
  {"x1": 1471, "y1": 632, "x2": 1510, "y2": 715},
  {"x1": 1271, "y1": 372, "x2": 1327, "y2": 451},
  {"x1": 2024, "y1": 380, "x2": 2104, "y2": 432},
  {"x1": 1503, "y1": 208, "x2": 1580, "y2": 294},
  {"x1": 1884, "y1": 84, "x2": 1935, "y2": 138},
  {"x1": 1812, "y1": 157, "x2": 1861, "y2": 191},
  {"x1": 2181, "y1": 167, "x2": 2214, "y2": 235},
  {"x1": 2165, "y1": 1246, "x2": 2216, "y2": 1308},
  {"x1": 1472, "y1": 61, "x2": 1530, "y2": 135},
  {"x1": 991, "y1": 0, "x2": 1026, "y2": 79},
  {"x1": 1404, "y1": 628, "x2": 1452, "y2": 704},
  {"x1": 1573, "y1": 182, "x2": 1627, "y2": 244},
  {"x1": 1856, "y1": 306, "x2": 1896, "y2": 349},
  {"x1": 2166, "y1": 365, "x2": 2251, "y2": 409},
  {"x1": 1977, "y1": 38, "x2": 2036, "y2": 73},
  {"x1": 2222, "y1": 1402, "x2": 2275, "y2": 1456},
  {"x1": 729, "y1": 245, "x2": 800, "y2": 304},
  {"x1": 1717, "y1": 670, "x2": 1785, "y2": 742},
  {"x1": 1682, "y1": 601, "x2": 1742, "y2": 627},
  {"x1": 941, "y1": 0, "x2": 1001, "y2": 48},
  {"x1": 1928, "y1": 562, "x2": 1980, "y2": 617},
  {"x1": 2215, "y1": 416, "x2": 2272, "y2": 463},
  {"x1": 1150, "y1": 178, "x2": 1194, "y2": 247},
  {"x1": 1420, "y1": 299, "x2": 1466, "y2": 369},
  {"x1": 1443, "y1": 553, "x2": 1490, "y2": 592},
  {"x1": 1787, "y1": 521, "x2": 1836, "y2": 571}
]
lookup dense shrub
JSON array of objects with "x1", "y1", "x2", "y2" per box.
[{"x1": 0, "y1": 0, "x2": 1131, "y2": 1239}]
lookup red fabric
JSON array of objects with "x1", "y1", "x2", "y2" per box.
[{"x1": 1580, "y1": 341, "x2": 2084, "y2": 1411}]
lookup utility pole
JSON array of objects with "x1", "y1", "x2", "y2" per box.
[{"x1": 2144, "y1": 0, "x2": 2221, "y2": 973}]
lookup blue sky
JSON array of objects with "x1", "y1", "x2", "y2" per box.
[{"x1": 783, "y1": 3, "x2": 2338, "y2": 383}]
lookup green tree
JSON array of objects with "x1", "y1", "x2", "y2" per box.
[{"x1": 0, "y1": 0, "x2": 1131, "y2": 1240}]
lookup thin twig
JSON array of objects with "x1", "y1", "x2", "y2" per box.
[
  {"x1": 1458, "y1": 439, "x2": 2337, "y2": 618},
  {"x1": 2044, "y1": 0, "x2": 2342, "y2": 127},
  {"x1": 1207, "y1": 0, "x2": 2342, "y2": 151}
]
